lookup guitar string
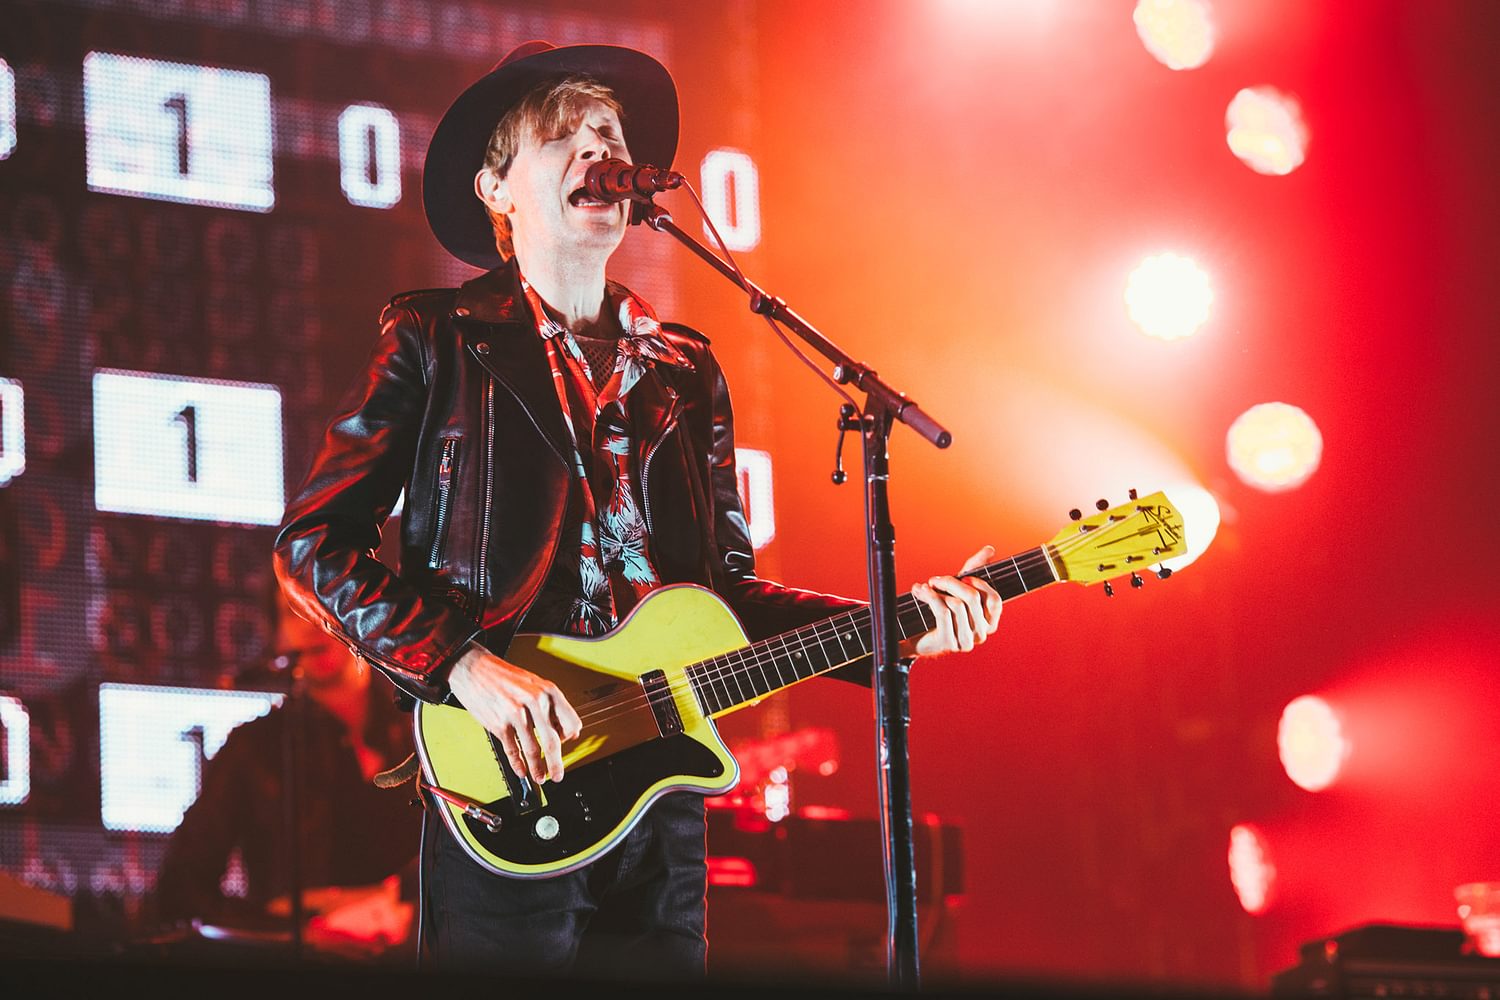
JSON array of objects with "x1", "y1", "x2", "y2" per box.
[
  {"x1": 553, "y1": 505, "x2": 1173, "y2": 732},
  {"x1": 559, "y1": 506, "x2": 1173, "y2": 729},
  {"x1": 560, "y1": 506, "x2": 1170, "y2": 731},
  {"x1": 552, "y1": 566, "x2": 1007, "y2": 731},
  {"x1": 562, "y1": 538, "x2": 1066, "y2": 725},
  {"x1": 640, "y1": 502, "x2": 1168, "y2": 711}
]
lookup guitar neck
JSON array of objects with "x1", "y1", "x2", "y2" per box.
[{"x1": 686, "y1": 546, "x2": 1058, "y2": 717}]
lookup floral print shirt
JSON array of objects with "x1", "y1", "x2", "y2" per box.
[{"x1": 517, "y1": 274, "x2": 694, "y2": 637}]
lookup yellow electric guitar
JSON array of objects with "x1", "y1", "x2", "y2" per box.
[{"x1": 414, "y1": 491, "x2": 1186, "y2": 878}]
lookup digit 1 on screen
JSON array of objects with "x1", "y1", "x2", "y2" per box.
[
  {"x1": 82, "y1": 52, "x2": 275, "y2": 212},
  {"x1": 0, "y1": 378, "x2": 24, "y2": 487},
  {"x1": 701, "y1": 149, "x2": 762, "y2": 252},
  {"x1": 98, "y1": 684, "x2": 280, "y2": 832},
  {"x1": 173, "y1": 404, "x2": 198, "y2": 482},
  {"x1": 92, "y1": 370, "x2": 285, "y2": 525},
  {"x1": 162, "y1": 93, "x2": 190, "y2": 175}
]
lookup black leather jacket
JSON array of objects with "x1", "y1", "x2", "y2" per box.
[{"x1": 274, "y1": 262, "x2": 862, "y2": 704}]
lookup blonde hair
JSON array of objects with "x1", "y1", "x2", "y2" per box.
[{"x1": 481, "y1": 76, "x2": 624, "y2": 260}]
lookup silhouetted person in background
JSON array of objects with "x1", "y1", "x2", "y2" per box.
[{"x1": 149, "y1": 598, "x2": 421, "y2": 960}]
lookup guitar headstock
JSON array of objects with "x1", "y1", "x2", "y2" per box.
[{"x1": 1047, "y1": 490, "x2": 1186, "y2": 592}]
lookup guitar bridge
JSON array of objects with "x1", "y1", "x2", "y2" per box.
[{"x1": 641, "y1": 670, "x2": 683, "y2": 737}]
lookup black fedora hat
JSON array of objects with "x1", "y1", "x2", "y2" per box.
[{"x1": 422, "y1": 40, "x2": 679, "y2": 270}]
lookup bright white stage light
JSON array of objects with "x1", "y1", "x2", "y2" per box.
[
  {"x1": 1125, "y1": 253, "x2": 1214, "y2": 341},
  {"x1": 1226, "y1": 86, "x2": 1309, "y2": 176},
  {"x1": 1228, "y1": 823, "x2": 1276, "y2": 914},
  {"x1": 1155, "y1": 481, "x2": 1221, "y2": 574},
  {"x1": 1277, "y1": 695, "x2": 1349, "y2": 792},
  {"x1": 1133, "y1": 0, "x2": 1215, "y2": 71},
  {"x1": 1226, "y1": 402, "x2": 1322, "y2": 492}
]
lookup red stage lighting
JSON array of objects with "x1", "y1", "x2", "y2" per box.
[
  {"x1": 1226, "y1": 402, "x2": 1323, "y2": 493},
  {"x1": 1226, "y1": 86, "x2": 1310, "y2": 176},
  {"x1": 1228, "y1": 823, "x2": 1276, "y2": 915},
  {"x1": 1133, "y1": 0, "x2": 1215, "y2": 71},
  {"x1": 1277, "y1": 695, "x2": 1349, "y2": 792},
  {"x1": 1125, "y1": 252, "x2": 1213, "y2": 341}
]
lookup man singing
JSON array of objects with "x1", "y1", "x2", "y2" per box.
[{"x1": 274, "y1": 40, "x2": 1002, "y2": 978}]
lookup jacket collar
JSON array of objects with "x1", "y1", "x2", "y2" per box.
[
  {"x1": 452, "y1": 261, "x2": 528, "y2": 325},
  {"x1": 452, "y1": 263, "x2": 572, "y2": 462},
  {"x1": 451, "y1": 260, "x2": 688, "y2": 465}
]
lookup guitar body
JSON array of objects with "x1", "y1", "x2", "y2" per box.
[
  {"x1": 413, "y1": 490, "x2": 1187, "y2": 880},
  {"x1": 414, "y1": 585, "x2": 746, "y2": 879}
]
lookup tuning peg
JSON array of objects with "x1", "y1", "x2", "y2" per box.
[
  {"x1": 1156, "y1": 567, "x2": 1173, "y2": 580},
  {"x1": 1130, "y1": 572, "x2": 1144, "y2": 589},
  {"x1": 1103, "y1": 581, "x2": 1114, "y2": 597},
  {"x1": 1069, "y1": 508, "x2": 1082, "y2": 521},
  {"x1": 1095, "y1": 498, "x2": 1110, "y2": 511},
  {"x1": 1128, "y1": 488, "x2": 1138, "y2": 500}
]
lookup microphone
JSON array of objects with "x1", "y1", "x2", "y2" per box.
[{"x1": 582, "y1": 158, "x2": 684, "y2": 203}]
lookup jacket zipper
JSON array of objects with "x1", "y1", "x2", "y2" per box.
[
  {"x1": 475, "y1": 376, "x2": 495, "y2": 616},
  {"x1": 638, "y1": 395, "x2": 681, "y2": 539},
  {"x1": 427, "y1": 437, "x2": 460, "y2": 569}
]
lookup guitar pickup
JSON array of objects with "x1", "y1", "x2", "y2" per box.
[{"x1": 641, "y1": 670, "x2": 683, "y2": 737}]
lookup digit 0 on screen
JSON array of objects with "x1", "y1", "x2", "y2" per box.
[
  {"x1": 0, "y1": 378, "x2": 23, "y2": 487},
  {"x1": 0, "y1": 58, "x2": 16, "y2": 160}
]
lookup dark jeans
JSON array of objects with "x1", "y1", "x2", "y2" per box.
[{"x1": 420, "y1": 790, "x2": 708, "y2": 979}]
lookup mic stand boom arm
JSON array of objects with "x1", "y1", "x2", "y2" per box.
[
  {"x1": 639, "y1": 202, "x2": 946, "y2": 989},
  {"x1": 637, "y1": 204, "x2": 949, "y2": 449}
]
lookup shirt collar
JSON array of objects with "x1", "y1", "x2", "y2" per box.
[{"x1": 518, "y1": 273, "x2": 693, "y2": 371}]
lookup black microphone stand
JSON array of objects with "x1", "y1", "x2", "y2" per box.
[
  {"x1": 637, "y1": 201, "x2": 948, "y2": 989},
  {"x1": 272, "y1": 653, "x2": 306, "y2": 961}
]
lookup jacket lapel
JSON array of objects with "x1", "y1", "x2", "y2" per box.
[
  {"x1": 631, "y1": 361, "x2": 683, "y2": 464},
  {"x1": 452, "y1": 266, "x2": 572, "y2": 463}
]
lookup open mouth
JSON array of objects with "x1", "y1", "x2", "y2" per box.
[{"x1": 568, "y1": 186, "x2": 609, "y2": 208}]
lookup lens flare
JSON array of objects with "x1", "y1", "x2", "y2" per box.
[
  {"x1": 1226, "y1": 86, "x2": 1310, "y2": 176},
  {"x1": 1226, "y1": 402, "x2": 1322, "y2": 492},
  {"x1": 1228, "y1": 824, "x2": 1276, "y2": 914},
  {"x1": 1277, "y1": 695, "x2": 1349, "y2": 792},
  {"x1": 1133, "y1": 0, "x2": 1215, "y2": 71},
  {"x1": 1125, "y1": 252, "x2": 1213, "y2": 341}
]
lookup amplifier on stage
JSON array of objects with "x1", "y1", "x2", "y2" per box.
[
  {"x1": 704, "y1": 808, "x2": 964, "y2": 979},
  {"x1": 1271, "y1": 923, "x2": 1500, "y2": 998}
]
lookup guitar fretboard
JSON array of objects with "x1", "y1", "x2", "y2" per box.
[{"x1": 685, "y1": 546, "x2": 1057, "y2": 716}]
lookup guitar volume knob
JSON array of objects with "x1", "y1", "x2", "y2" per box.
[{"x1": 534, "y1": 815, "x2": 560, "y2": 841}]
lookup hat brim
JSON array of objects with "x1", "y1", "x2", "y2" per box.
[{"x1": 422, "y1": 43, "x2": 679, "y2": 271}]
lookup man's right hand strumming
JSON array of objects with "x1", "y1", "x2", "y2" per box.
[{"x1": 446, "y1": 642, "x2": 583, "y2": 784}]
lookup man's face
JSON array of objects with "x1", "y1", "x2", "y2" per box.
[{"x1": 483, "y1": 99, "x2": 632, "y2": 267}]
